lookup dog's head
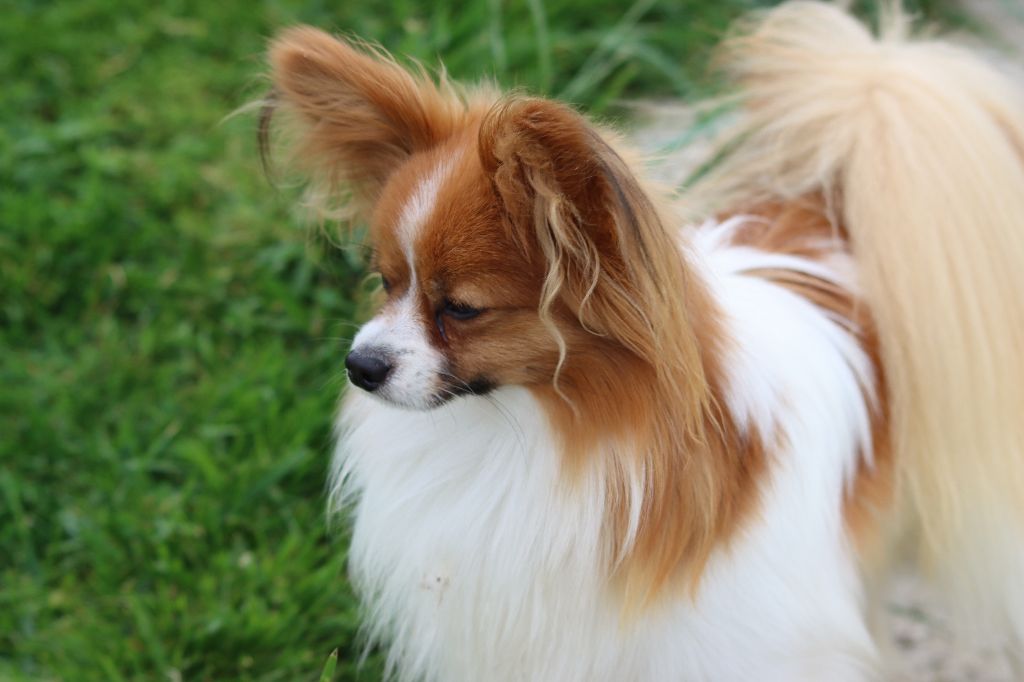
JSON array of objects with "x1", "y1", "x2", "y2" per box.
[{"x1": 267, "y1": 28, "x2": 702, "y2": 412}]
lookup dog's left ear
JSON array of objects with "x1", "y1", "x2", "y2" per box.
[
  {"x1": 479, "y1": 98, "x2": 673, "y2": 357},
  {"x1": 267, "y1": 27, "x2": 463, "y2": 215}
]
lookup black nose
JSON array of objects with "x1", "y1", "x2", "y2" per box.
[{"x1": 345, "y1": 350, "x2": 392, "y2": 392}]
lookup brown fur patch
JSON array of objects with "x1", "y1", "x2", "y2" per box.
[
  {"x1": 531, "y1": 342, "x2": 773, "y2": 607},
  {"x1": 725, "y1": 196, "x2": 894, "y2": 551}
]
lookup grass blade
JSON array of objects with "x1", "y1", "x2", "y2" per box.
[
  {"x1": 319, "y1": 649, "x2": 339, "y2": 682},
  {"x1": 526, "y1": 0, "x2": 553, "y2": 92}
]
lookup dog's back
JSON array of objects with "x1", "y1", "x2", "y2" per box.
[{"x1": 700, "y1": 1, "x2": 1024, "y2": 652}]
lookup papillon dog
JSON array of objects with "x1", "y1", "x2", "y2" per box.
[{"x1": 261, "y1": 2, "x2": 1024, "y2": 679}]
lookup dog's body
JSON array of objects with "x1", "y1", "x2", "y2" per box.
[
  {"x1": 265, "y1": 2, "x2": 1024, "y2": 679},
  {"x1": 339, "y1": 213, "x2": 879, "y2": 680}
]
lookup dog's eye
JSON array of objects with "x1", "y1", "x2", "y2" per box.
[
  {"x1": 436, "y1": 299, "x2": 484, "y2": 342},
  {"x1": 379, "y1": 275, "x2": 392, "y2": 294},
  {"x1": 442, "y1": 298, "x2": 482, "y2": 321}
]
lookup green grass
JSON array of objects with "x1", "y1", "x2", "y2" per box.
[{"x1": 1, "y1": 0, "x2": 957, "y2": 680}]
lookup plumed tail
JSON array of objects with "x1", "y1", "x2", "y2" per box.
[{"x1": 699, "y1": 1, "x2": 1024, "y2": 643}]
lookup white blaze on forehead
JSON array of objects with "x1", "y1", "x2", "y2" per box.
[{"x1": 397, "y1": 152, "x2": 462, "y2": 261}]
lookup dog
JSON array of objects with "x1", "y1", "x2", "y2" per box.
[{"x1": 261, "y1": 2, "x2": 1024, "y2": 679}]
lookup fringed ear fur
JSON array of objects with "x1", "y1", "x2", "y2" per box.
[
  {"x1": 266, "y1": 27, "x2": 466, "y2": 220},
  {"x1": 479, "y1": 99, "x2": 749, "y2": 607},
  {"x1": 478, "y1": 99, "x2": 706, "y2": 386}
]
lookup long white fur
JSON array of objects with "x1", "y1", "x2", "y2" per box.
[{"x1": 333, "y1": 220, "x2": 881, "y2": 681}]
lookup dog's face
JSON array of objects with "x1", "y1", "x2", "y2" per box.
[
  {"x1": 268, "y1": 28, "x2": 678, "y2": 411},
  {"x1": 346, "y1": 139, "x2": 565, "y2": 409}
]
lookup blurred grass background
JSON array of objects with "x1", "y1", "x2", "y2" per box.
[{"x1": 0, "y1": 0, "x2": 959, "y2": 680}]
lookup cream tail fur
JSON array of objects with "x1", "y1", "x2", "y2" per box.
[{"x1": 696, "y1": 1, "x2": 1024, "y2": 646}]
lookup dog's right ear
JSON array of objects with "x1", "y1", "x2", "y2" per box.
[{"x1": 267, "y1": 27, "x2": 463, "y2": 215}]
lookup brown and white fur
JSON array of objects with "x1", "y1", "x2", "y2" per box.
[{"x1": 262, "y1": 2, "x2": 1024, "y2": 679}]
